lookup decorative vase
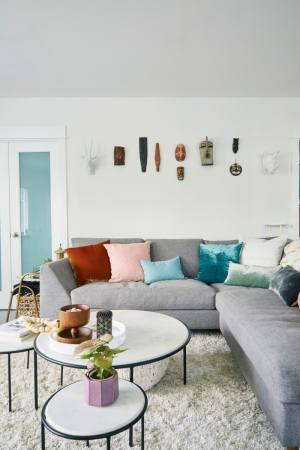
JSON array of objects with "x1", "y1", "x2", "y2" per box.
[{"x1": 84, "y1": 370, "x2": 119, "y2": 407}]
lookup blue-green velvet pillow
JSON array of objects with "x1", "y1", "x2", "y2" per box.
[
  {"x1": 196, "y1": 242, "x2": 243, "y2": 284},
  {"x1": 141, "y1": 256, "x2": 185, "y2": 284}
]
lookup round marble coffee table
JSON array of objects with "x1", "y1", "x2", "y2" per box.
[
  {"x1": 41, "y1": 379, "x2": 147, "y2": 449},
  {"x1": 0, "y1": 335, "x2": 35, "y2": 411},
  {"x1": 34, "y1": 310, "x2": 190, "y2": 409}
]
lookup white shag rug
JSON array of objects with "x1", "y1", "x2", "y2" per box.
[{"x1": 0, "y1": 332, "x2": 282, "y2": 450}]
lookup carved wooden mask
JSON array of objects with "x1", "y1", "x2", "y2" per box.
[
  {"x1": 175, "y1": 144, "x2": 186, "y2": 162},
  {"x1": 114, "y1": 146, "x2": 125, "y2": 165}
]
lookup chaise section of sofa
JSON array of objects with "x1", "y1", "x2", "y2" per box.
[{"x1": 216, "y1": 288, "x2": 300, "y2": 448}]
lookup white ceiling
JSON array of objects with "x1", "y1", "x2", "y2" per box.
[{"x1": 1, "y1": 0, "x2": 300, "y2": 97}]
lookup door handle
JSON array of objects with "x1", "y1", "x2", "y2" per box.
[{"x1": 12, "y1": 232, "x2": 19, "y2": 238}]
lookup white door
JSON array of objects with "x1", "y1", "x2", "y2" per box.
[
  {"x1": 0, "y1": 130, "x2": 68, "y2": 308},
  {"x1": 0, "y1": 143, "x2": 12, "y2": 305}
]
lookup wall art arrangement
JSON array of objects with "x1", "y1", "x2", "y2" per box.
[
  {"x1": 155, "y1": 143, "x2": 161, "y2": 172},
  {"x1": 139, "y1": 137, "x2": 148, "y2": 172},
  {"x1": 114, "y1": 146, "x2": 125, "y2": 165},
  {"x1": 260, "y1": 151, "x2": 280, "y2": 175},
  {"x1": 229, "y1": 138, "x2": 242, "y2": 176},
  {"x1": 199, "y1": 136, "x2": 213, "y2": 166},
  {"x1": 81, "y1": 135, "x2": 263, "y2": 180}
]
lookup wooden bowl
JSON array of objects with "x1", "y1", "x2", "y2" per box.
[
  {"x1": 59, "y1": 304, "x2": 90, "y2": 329},
  {"x1": 56, "y1": 326, "x2": 92, "y2": 344}
]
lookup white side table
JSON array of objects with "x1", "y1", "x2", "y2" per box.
[
  {"x1": 41, "y1": 379, "x2": 147, "y2": 450},
  {"x1": 0, "y1": 336, "x2": 35, "y2": 411}
]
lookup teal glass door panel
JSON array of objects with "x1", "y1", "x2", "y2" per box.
[{"x1": 19, "y1": 152, "x2": 52, "y2": 273}]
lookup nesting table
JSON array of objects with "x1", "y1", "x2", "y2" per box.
[
  {"x1": 41, "y1": 379, "x2": 147, "y2": 449},
  {"x1": 0, "y1": 335, "x2": 35, "y2": 411},
  {"x1": 34, "y1": 310, "x2": 190, "y2": 405}
]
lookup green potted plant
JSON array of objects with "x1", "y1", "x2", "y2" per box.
[{"x1": 79, "y1": 334, "x2": 125, "y2": 407}]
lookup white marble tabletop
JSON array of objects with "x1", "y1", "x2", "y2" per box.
[
  {"x1": 35, "y1": 310, "x2": 189, "y2": 368},
  {"x1": 45, "y1": 379, "x2": 146, "y2": 436}
]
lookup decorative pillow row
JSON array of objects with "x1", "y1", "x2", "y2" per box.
[{"x1": 66, "y1": 236, "x2": 288, "y2": 286}]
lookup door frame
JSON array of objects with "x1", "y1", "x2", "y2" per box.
[{"x1": 0, "y1": 126, "x2": 68, "y2": 306}]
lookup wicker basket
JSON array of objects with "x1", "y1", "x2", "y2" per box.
[{"x1": 15, "y1": 272, "x2": 40, "y2": 318}]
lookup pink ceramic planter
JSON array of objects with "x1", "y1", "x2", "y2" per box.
[{"x1": 84, "y1": 371, "x2": 119, "y2": 407}]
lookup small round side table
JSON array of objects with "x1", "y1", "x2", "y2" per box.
[
  {"x1": 0, "y1": 336, "x2": 35, "y2": 411},
  {"x1": 41, "y1": 379, "x2": 147, "y2": 450}
]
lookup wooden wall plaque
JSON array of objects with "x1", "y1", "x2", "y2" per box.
[{"x1": 114, "y1": 146, "x2": 125, "y2": 165}]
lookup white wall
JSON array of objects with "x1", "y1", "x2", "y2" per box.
[{"x1": 0, "y1": 98, "x2": 299, "y2": 241}]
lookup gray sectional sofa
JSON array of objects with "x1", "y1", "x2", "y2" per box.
[{"x1": 40, "y1": 237, "x2": 300, "y2": 449}]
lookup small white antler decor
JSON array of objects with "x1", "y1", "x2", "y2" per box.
[
  {"x1": 260, "y1": 151, "x2": 280, "y2": 175},
  {"x1": 82, "y1": 141, "x2": 99, "y2": 175}
]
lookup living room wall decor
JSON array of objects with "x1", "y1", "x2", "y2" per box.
[
  {"x1": 155, "y1": 143, "x2": 161, "y2": 172},
  {"x1": 199, "y1": 137, "x2": 214, "y2": 166},
  {"x1": 177, "y1": 166, "x2": 184, "y2": 180},
  {"x1": 260, "y1": 151, "x2": 280, "y2": 175},
  {"x1": 114, "y1": 146, "x2": 125, "y2": 165},
  {"x1": 229, "y1": 138, "x2": 242, "y2": 176},
  {"x1": 139, "y1": 137, "x2": 148, "y2": 172},
  {"x1": 175, "y1": 144, "x2": 186, "y2": 161}
]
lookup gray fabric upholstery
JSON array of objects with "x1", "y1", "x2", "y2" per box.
[
  {"x1": 148, "y1": 239, "x2": 203, "y2": 278},
  {"x1": 40, "y1": 258, "x2": 76, "y2": 318},
  {"x1": 158, "y1": 309, "x2": 219, "y2": 330},
  {"x1": 216, "y1": 288, "x2": 300, "y2": 404},
  {"x1": 71, "y1": 279, "x2": 216, "y2": 311},
  {"x1": 203, "y1": 239, "x2": 238, "y2": 244},
  {"x1": 211, "y1": 283, "x2": 255, "y2": 293},
  {"x1": 220, "y1": 317, "x2": 300, "y2": 447},
  {"x1": 71, "y1": 237, "x2": 144, "y2": 247}
]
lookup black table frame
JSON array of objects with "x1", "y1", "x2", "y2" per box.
[
  {"x1": 41, "y1": 381, "x2": 148, "y2": 450},
  {"x1": 34, "y1": 323, "x2": 191, "y2": 412},
  {"x1": 0, "y1": 347, "x2": 33, "y2": 411}
]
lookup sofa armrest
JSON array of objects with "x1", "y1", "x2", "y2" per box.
[{"x1": 40, "y1": 258, "x2": 77, "y2": 319}]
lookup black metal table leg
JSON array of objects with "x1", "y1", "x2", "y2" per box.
[
  {"x1": 27, "y1": 350, "x2": 30, "y2": 369},
  {"x1": 129, "y1": 366, "x2": 134, "y2": 446},
  {"x1": 34, "y1": 350, "x2": 38, "y2": 409},
  {"x1": 86, "y1": 440, "x2": 90, "y2": 447},
  {"x1": 107, "y1": 436, "x2": 111, "y2": 450},
  {"x1": 141, "y1": 415, "x2": 145, "y2": 450},
  {"x1": 8, "y1": 353, "x2": 12, "y2": 412},
  {"x1": 41, "y1": 422, "x2": 45, "y2": 450},
  {"x1": 129, "y1": 366, "x2": 134, "y2": 382},
  {"x1": 60, "y1": 365, "x2": 64, "y2": 386},
  {"x1": 183, "y1": 346, "x2": 187, "y2": 385}
]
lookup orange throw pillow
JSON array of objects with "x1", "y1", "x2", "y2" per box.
[{"x1": 66, "y1": 240, "x2": 111, "y2": 286}]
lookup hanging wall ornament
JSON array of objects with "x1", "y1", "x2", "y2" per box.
[
  {"x1": 175, "y1": 144, "x2": 186, "y2": 162},
  {"x1": 229, "y1": 161, "x2": 242, "y2": 176},
  {"x1": 154, "y1": 143, "x2": 161, "y2": 172},
  {"x1": 139, "y1": 137, "x2": 148, "y2": 172},
  {"x1": 114, "y1": 146, "x2": 125, "y2": 165},
  {"x1": 177, "y1": 166, "x2": 184, "y2": 180},
  {"x1": 199, "y1": 137, "x2": 213, "y2": 165},
  {"x1": 229, "y1": 138, "x2": 242, "y2": 176}
]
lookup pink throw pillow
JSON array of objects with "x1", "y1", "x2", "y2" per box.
[{"x1": 104, "y1": 242, "x2": 151, "y2": 282}]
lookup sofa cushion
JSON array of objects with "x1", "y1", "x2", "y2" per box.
[
  {"x1": 148, "y1": 239, "x2": 204, "y2": 278},
  {"x1": 216, "y1": 288, "x2": 300, "y2": 403},
  {"x1": 71, "y1": 279, "x2": 216, "y2": 311},
  {"x1": 71, "y1": 238, "x2": 144, "y2": 247}
]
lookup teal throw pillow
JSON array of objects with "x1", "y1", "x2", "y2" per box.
[
  {"x1": 196, "y1": 242, "x2": 243, "y2": 284},
  {"x1": 225, "y1": 262, "x2": 278, "y2": 289},
  {"x1": 141, "y1": 256, "x2": 185, "y2": 284},
  {"x1": 269, "y1": 265, "x2": 300, "y2": 306}
]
